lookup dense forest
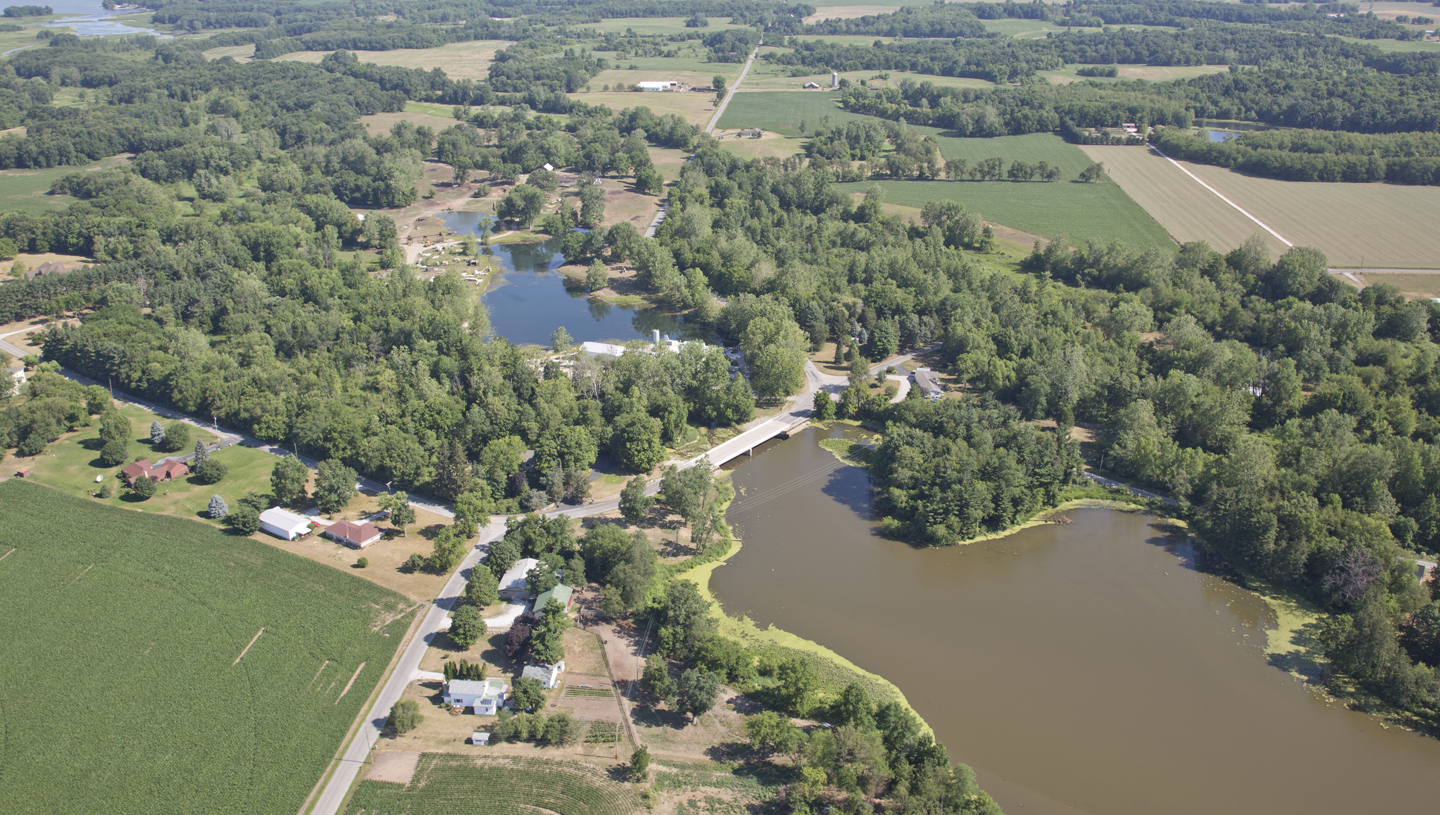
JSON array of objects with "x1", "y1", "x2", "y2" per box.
[{"x1": 3, "y1": 0, "x2": 1440, "y2": 805}]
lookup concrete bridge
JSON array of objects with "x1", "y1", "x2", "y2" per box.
[{"x1": 690, "y1": 415, "x2": 812, "y2": 469}]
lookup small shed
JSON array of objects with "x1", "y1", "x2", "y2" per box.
[
  {"x1": 534, "y1": 584, "x2": 574, "y2": 612},
  {"x1": 498, "y1": 557, "x2": 540, "y2": 600},
  {"x1": 471, "y1": 731, "x2": 490, "y2": 745},
  {"x1": 15, "y1": 469, "x2": 29, "y2": 478},
  {"x1": 522, "y1": 660, "x2": 566, "y2": 689},
  {"x1": 259, "y1": 507, "x2": 312, "y2": 541},
  {"x1": 325, "y1": 519, "x2": 383, "y2": 549}
]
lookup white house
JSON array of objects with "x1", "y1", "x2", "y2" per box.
[
  {"x1": 498, "y1": 557, "x2": 540, "y2": 600},
  {"x1": 6, "y1": 365, "x2": 23, "y2": 396},
  {"x1": 444, "y1": 678, "x2": 507, "y2": 714},
  {"x1": 259, "y1": 507, "x2": 312, "y2": 540},
  {"x1": 914, "y1": 368, "x2": 943, "y2": 400},
  {"x1": 637, "y1": 80, "x2": 678, "y2": 91},
  {"x1": 522, "y1": 660, "x2": 566, "y2": 689}
]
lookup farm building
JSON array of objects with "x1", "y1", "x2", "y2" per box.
[
  {"x1": 6, "y1": 364, "x2": 23, "y2": 395},
  {"x1": 471, "y1": 731, "x2": 490, "y2": 745},
  {"x1": 324, "y1": 520, "x2": 383, "y2": 548},
  {"x1": 23, "y1": 261, "x2": 68, "y2": 282},
  {"x1": 119, "y1": 458, "x2": 191, "y2": 486},
  {"x1": 636, "y1": 80, "x2": 678, "y2": 91},
  {"x1": 803, "y1": 82, "x2": 822, "y2": 89},
  {"x1": 534, "y1": 584, "x2": 574, "y2": 612},
  {"x1": 498, "y1": 557, "x2": 541, "y2": 600},
  {"x1": 258, "y1": 507, "x2": 312, "y2": 541},
  {"x1": 914, "y1": 368, "x2": 943, "y2": 400},
  {"x1": 737, "y1": 128, "x2": 762, "y2": 139},
  {"x1": 522, "y1": 660, "x2": 566, "y2": 689},
  {"x1": 443, "y1": 678, "x2": 507, "y2": 714}
]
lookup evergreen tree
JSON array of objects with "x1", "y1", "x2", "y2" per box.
[
  {"x1": 431, "y1": 440, "x2": 474, "y2": 502},
  {"x1": 208, "y1": 494, "x2": 229, "y2": 519},
  {"x1": 149, "y1": 420, "x2": 165, "y2": 445}
]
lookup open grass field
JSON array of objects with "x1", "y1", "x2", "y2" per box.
[
  {"x1": 714, "y1": 130, "x2": 809, "y2": 160},
  {"x1": 804, "y1": 4, "x2": 902, "y2": 23},
  {"x1": 0, "y1": 478, "x2": 416, "y2": 815},
  {"x1": 272, "y1": 40, "x2": 509, "y2": 81},
  {"x1": 201, "y1": 43, "x2": 256, "y2": 60},
  {"x1": 719, "y1": 90, "x2": 884, "y2": 134},
  {"x1": 742, "y1": 65, "x2": 994, "y2": 90},
  {"x1": 0, "y1": 153, "x2": 130, "y2": 214},
  {"x1": 1334, "y1": 34, "x2": 1440, "y2": 53},
  {"x1": 578, "y1": 15, "x2": 748, "y2": 34},
  {"x1": 570, "y1": 90, "x2": 718, "y2": 126},
  {"x1": 1349, "y1": 272, "x2": 1440, "y2": 300},
  {"x1": 586, "y1": 66, "x2": 732, "y2": 90},
  {"x1": 839, "y1": 176, "x2": 1174, "y2": 248},
  {"x1": 982, "y1": 19, "x2": 1077, "y2": 38},
  {"x1": 360, "y1": 110, "x2": 463, "y2": 137},
  {"x1": 1078, "y1": 144, "x2": 1287, "y2": 258},
  {"x1": 345, "y1": 754, "x2": 641, "y2": 815},
  {"x1": 1042, "y1": 64, "x2": 1230, "y2": 84}
]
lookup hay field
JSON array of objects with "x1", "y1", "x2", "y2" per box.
[
  {"x1": 272, "y1": 40, "x2": 508, "y2": 80},
  {"x1": 201, "y1": 43, "x2": 255, "y2": 60},
  {"x1": 1078, "y1": 144, "x2": 1287, "y2": 258},
  {"x1": 0, "y1": 479, "x2": 415, "y2": 815},
  {"x1": 587, "y1": 67, "x2": 729, "y2": 90},
  {"x1": 1043, "y1": 64, "x2": 1229, "y2": 84},
  {"x1": 571, "y1": 90, "x2": 717, "y2": 126},
  {"x1": 804, "y1": 4, "x2": 902, "y2": 23},
  {"x1": 580, "y1": 15, "x2": 748, "y2": 34},
  {"x1": 1349, "y1": 272, "x2": 1440, "y2": 300},
  {"x1": 360, "y1": 110, "x2": 463, "y2": 136},
  {"x1": 742, "y1": 66, "x2": 993, "y2": 90},
  {"x1": 1180, "y1": 160, "x2": 1440, "y2": 268}
]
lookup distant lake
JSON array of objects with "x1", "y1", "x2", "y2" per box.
[
  {"x1": 35, "y1": 1, "x2": 163, "y2": 38},
  {"x1": 442, "y1": 211, "x2": 707, "y2": 348},
  {"x1": 1207, "y1": 129, "x2": 1240, "y2": 143}
]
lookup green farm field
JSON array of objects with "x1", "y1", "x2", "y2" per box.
[
  {"x1": 578, "y1": 15, "x2": 748, "y2": 34},
  {"x1": 345, "y1": 754, "x2": 641, "y2": 815},
  {"x1": 841, "y1": 177, "x2": 1174, "y2": 248},
  {"x1": 1041, "y1": 64, "x2": 1230, "y2": 84},
  {"x1": 272, "y1": 40, "x2": 509, "y2": 80},
  {"x1": 0, "y1": 478, "x2": 417, "y2": 815},
  {"x1": 718, "y1": 90, "x2": 886, "y2": 135},
  {"x1": 0, "y1": 154, "x2": 131, "y2": 214}
]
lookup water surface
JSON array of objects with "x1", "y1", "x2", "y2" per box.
[
  {"x1": 714, "y1": 426, "x2": 1440, "y2": 815},
  {"x1": 443, "y1": 211, "x2": 705, "y2": 347}
]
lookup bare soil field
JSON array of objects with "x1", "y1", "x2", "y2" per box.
[
  {"x1": 1078, "y1": 144, "x2": 1282, "y2": 257},
  {"x1": 272, "y1": 40, "x2": 508, "y2": 80}
]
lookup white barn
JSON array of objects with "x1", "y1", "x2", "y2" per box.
[
  {"x1": 498, "y1": 557, "x2": 540, "y2": 600},
  {"x1": 259, "y1": 507, "x2": 312, "y2": 540},
  {"x1": 637, "y1": 80, "x2": 678, "y2": 91},
  {"x1": 443, "y1": 678, "x2": 507, "y2": 714}
]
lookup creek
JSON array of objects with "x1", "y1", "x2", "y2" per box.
[
  {"x1": 442, "y1": 211, "x2": 705, "y2": 347},
  {"x1": 713, "y1": 424, "x2": 1440, "y2": 815}
]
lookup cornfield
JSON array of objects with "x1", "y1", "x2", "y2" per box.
[
  {"x1": 0, "y1": 479, "x2": 417, "y2": 815},
  {"x1": 346, "y1": 754, "x2": 641, "y2": 815}
]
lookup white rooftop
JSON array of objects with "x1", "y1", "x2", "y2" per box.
[
  {"x1": 499, "y1": 557, "x2": 540, "y2": 593},
  {"x1": 259, "y1": 507, "x2": 312, "y2": 531}
]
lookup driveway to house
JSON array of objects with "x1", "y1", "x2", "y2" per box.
[{"x1": 704, "y1": 41, "x2": 761, "y2": 134}]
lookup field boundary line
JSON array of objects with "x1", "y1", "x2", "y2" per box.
[
  {"x1": 0, "y1": 547, "x2": 14, "y2": 562},
  {"x1": 335, "y1": 662, "x2": 366, "y2": 704},
  {"x1": 233, "y1": 627, "x2": 264, "y2": 666},
  {"x1": 1147, "y1": 145, "x2": 1293, "y2": 248},
  {"x1": 308, "y1": 659, "x2": 330, "y2": 691}
]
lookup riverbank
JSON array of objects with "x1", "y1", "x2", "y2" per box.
[{"x1": 673, "y1": 472, "x2": 932, "y2": 733}]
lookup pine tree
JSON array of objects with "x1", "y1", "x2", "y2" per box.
[
  {"x1": 149, "y1": 420, "x2": 165, "y2": 445},
  {"x1": 193, "y1": 439, "x2": 210, "y2": 467},
  {"x1": 431, "y1": 440, "x2": 474, "y2": 502},
  {"x1": 208, "y1": 494, "x2": 229, "y2": 519}
]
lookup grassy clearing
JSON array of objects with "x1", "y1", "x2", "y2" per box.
[
  {"x1": 742, "y1": 64, "x2": 993, "y2": 91},
  {"x1": 718, "y1": 90, "x2": 878, "y2": 134},
  {"x1": 272, "y1": 40, "x2": 507, "y2": 81},
  {"x1": 0, "y1": 478, "x2": 415, "y2": 815},
  {"x1": 578, "y1": 16, "x2": 749, "y2": 35},
  {"x1": 570, "y1": 90, "x2": 717, "y2": 126},
  {"x1": 345, "y1": 754, "x2": 641, "y2": 815},
  {"x1": 1350, "y1": 272, "x2": 1440, "y2": 299},
  {"x1": 982, "y1": 18, "x2": 1077, "y2": 38},
  {"x1": 0, "y1": 153, "x2": 130, "y2": 214},
  {"x1": 840, "y1": 176, "x2": 1174, "y2": 248},
  {"x1": 1042, "y1": 64, "x2": 1230, "y2": 84},
  {"x1": 201, "y1": 43, "x2": 255, "y2": 60},
  {"x1": 360, "y1": 110, "x2": 463, "y2": 137},
  {"x1": 804, "y1": 4, "x2": 901, "y2": 24}
]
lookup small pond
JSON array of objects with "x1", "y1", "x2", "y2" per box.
[{"x1": 441, "y1": 211, "x2": 706, "y2": 348}]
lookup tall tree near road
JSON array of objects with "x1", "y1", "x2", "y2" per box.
[
  {"x1": 314, "y1": 459, "x2": 358, "y2": 514},
  {"x1": 271, "y1": 456, "x2": 309, "y2": 506},
  {"x1": 379, "y1": 491, "x2": 415, "y2": 536}
]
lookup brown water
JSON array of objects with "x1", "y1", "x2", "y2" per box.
[{"x1": 713, "y1": 426, "x2": 1440, "y2": 815}]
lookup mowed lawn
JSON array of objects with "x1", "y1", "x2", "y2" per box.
[
  {"x1": 1086, "y1": 143, "x2": 1440, "y2": 267},
  {"x1": 0, "y1": 478, "x2": 417, "y2": 815}
]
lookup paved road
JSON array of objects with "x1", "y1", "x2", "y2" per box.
[
  {"x1": 704, "y1": 42, "x2": 761, "y2": 134},
  {"x1": 1083, "y1": 471, "x2": 1176, "y2": 506}
]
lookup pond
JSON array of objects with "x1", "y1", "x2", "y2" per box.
[
  {"x1": 38, "y1": 1, "x2": 164, "y2": 38},
  {"x1": 713, "y1": 425, "x2": 1440, "y2": 815},
  {"x1": 442, "y1": 211, "x2": 707, "y2": 348}
]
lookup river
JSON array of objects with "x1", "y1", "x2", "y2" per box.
[
  {"x1": 442, "y1": 211, "x2": 707, "y2": 347},
  {"x1": 712, "y1": 425, "x2": 1440, "y2": 815}
]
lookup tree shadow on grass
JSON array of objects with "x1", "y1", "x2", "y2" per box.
[{"x1": 78, "y1": 436, "x2": 103, "y2": 451}]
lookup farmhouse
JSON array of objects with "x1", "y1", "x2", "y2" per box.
[
  {"x1": 324, "y1": 519, "x2": 383, "y2": 549},
  {"x1": 737, "y1": 128, "x2": 762, "y2": 139},
  {"x1": 534, "y1": 584, "x2": 574, "y2": 612},
  {"x1": 6, "y1": 364, "x2": 23, "y2": 395},
  {"x1": 443, "y1": 678, "x2": 507, "y2": 714},
  {"x1": 636, "y1": 80, "x2": 678, "y2": 91},
  {"x1": 119, "y1": 457, "x2": 191, "y2": 486},
  {"x1": 498, "y1": 557, "x2": 541, "y2": 600},
  {"x1": 914, "y1": 368, "x2": 943, "y2": 400},
  {"x1": 522, "y1": 660, "x2": 566, "y2": 689},
  {"x1": 23, "y1": 261, "x2": 68, "y2": 281},
  {"x1": 259, "y1": 507, "x2": 312, "y2": 541}
]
